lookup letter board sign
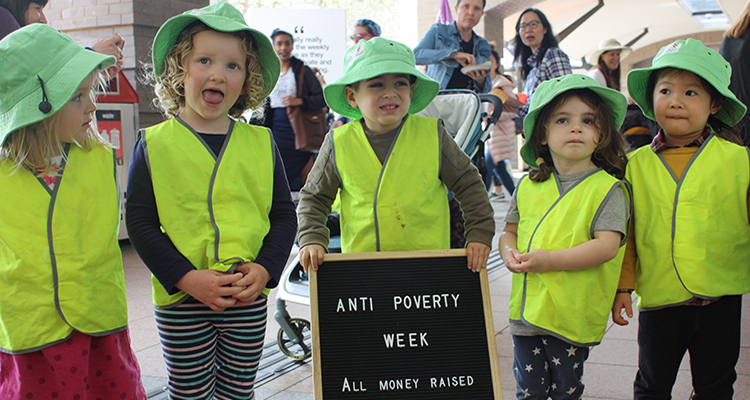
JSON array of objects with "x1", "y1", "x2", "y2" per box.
[{"x1": 310, "y1": 249, "x2": 502, "y2": 399}]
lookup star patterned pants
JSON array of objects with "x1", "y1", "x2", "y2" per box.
[{"x1": 512, "y1": 335, "x2": 590, "y2": 400}]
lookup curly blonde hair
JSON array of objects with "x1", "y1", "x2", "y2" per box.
[
  {"x1": 149, "y1": 21, "x2": 267, "y2": 120},
  {"x1": 0, "y1": 72, "x2": 110, "y2": 175}
]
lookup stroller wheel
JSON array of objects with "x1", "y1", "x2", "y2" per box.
[{"x1": 277, "y1": 318, "x2": 312, "y2": 361}]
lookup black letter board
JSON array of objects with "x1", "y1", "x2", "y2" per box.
[{"x1": 310, "y1": 249, "x2": 502, "y2": 399}]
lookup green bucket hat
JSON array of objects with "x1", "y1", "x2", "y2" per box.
[
  {"x1": 627, "y1": 38, "x2": 746, "y2": 126},
  {"x1": 521, "y1": 74, "x2": 627, "y2": 169},
  {"x1": 151, "y1": 1, "x2": 280, "y2": 98},
  {"x1": 324, "y1": 37, "x2": 440, "y2": 119},
  {"x1": 0, "y1": 24, "x2": 116, "y2": 145}
]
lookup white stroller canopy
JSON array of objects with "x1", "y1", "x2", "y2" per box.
[{"x1": 416, "y1": 90, "x2": 483, "y2": 155}]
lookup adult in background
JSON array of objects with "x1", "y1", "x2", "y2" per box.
[
  {"x1": 0, "y1": 0, "x2": 124, "y2": 75},
  {"x1": 512, "y1": 8, "x2": 572, "y2": 126},
  {"x1": 415, "y1": 0, "x2": 491, "y2": 249},
  {"x1": 414, "y1": 0, "x2": 492, "y2": 93},
  {"x1": 261, "y1": 29, "x2": 326, "y2": 191},
  {"x1": 485, "y1": 49, "x2": 523, "y2": 199},
  {"x1": 720, "y1": 0, "x2": 750, "y2": 146},
  {"x1": 587, "y1": 38, "x2": 631, "y2": 91},
  {"x1": 351, "y1": 18, "x2": 381, "y2": 43},
  {"x1": 331, "y1": 19, "x2": 382, "y2": 130}
]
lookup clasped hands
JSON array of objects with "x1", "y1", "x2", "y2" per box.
[
  {"x1": 175, "y1": 263, "x2": 270, "y2": 311},
  {"x1": 502, "y1": 248, "x2": 553, "y2": 274}
]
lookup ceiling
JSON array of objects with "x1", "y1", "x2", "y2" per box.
[{"x1": 494, "y1": 0, "x2": 747, "y2": 64}]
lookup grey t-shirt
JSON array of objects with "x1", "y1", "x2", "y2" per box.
[{"x1": 504, "y1": 168, "x2": 629, "y2": 338}]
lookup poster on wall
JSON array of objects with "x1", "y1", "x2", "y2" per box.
[
  {"x1": 96, "y1": 110, "x2": 123, "y2": 163},
  {"x1": 247, "y1": 8, "x2": 347, "y2": 85}
]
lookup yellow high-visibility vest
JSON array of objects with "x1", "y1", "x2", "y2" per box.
[
  {"x1": 510, "y1": 170, "x2": 629, "y2": 345},
  {"x1": 627, "y1": 135, "x2": 750, "y2": 309},
  {"x1": 0, "y1": 144, "x2": 127, "y2": 353},
  {"x1": 333, "y1": 115, "x2": 449, "y2": 252},
  {"x1": 144, "y1": 119, "x2": 274, "y2": 307}
]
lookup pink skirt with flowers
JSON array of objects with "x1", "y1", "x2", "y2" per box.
[{"x1": 0, "y1": 330, "x2": 146, "y2": 400}]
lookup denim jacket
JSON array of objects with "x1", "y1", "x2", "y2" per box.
[{"x1": 414, "y1": 22, "x2": 492, "y2": 93}]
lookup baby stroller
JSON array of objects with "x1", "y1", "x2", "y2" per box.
[{"x1": 273, "y1": 89, "x2": 503, "y2": 360}]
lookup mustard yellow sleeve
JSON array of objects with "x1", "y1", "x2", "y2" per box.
[{"x1": 618, "y1": 217, "x2": 637, "y2": 290}]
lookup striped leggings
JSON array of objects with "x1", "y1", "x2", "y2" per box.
[{"x1": 155, "y1": 296, "x2": 267, "y2": 400}]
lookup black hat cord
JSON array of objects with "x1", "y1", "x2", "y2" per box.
[{"x1": 37, "y1": 75, "x2": 51, "y2": 113}]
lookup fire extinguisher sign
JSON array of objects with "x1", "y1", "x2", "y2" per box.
[{"x1": 96, "y1": 110, "x2": 123, "y2": 164}]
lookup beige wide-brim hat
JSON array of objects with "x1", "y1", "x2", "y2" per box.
[{"x1": 590, "y1": 38, "x2": 632, "y2": 66}]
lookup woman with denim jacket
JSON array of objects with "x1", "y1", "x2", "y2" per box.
[{"x1": 414, "y1": 0, "x2": 492, "y2": 93}]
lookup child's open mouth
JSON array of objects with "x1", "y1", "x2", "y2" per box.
[{"x1": 203, "y1": 89, "x2": 224, "y2": 105}]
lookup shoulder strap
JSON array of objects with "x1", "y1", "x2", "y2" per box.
[{"x1": 296, "y1": 64, "x2": 305, "y2": 95}]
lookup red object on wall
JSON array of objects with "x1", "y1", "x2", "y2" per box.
[
  {"x1": 96, "y1": 71, "x2": 139, "y2": 103},
  {"x1": 95, "y1": 71, "x2": 139, "y2": 162}
]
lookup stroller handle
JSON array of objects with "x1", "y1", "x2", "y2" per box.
[{"x1": 479, "y1": 93, "x2": 503, "y2": 126}]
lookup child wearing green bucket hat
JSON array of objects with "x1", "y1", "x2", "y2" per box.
[
  {"x1": 497, "y1": 74, "x2": 631, "y2": 399},
  {"x1": 296, "y1": 37, "x2": 494, "y2": 272},
  {"x1": 613, "y1": 38, "x2": 749, "y2": 399},
  {"x1": 125, "y1": 3, "x2": 297, "y2": 399},
  {"x1": 0, "y1": 24, "x2": 146, "y2": 398}
]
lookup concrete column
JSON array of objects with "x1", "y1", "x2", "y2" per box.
[
  {"x1": 483, "y1": 6, "x2": 503, "y2": 50},
  {"x1": 417, "y1": 0, "x2": 443, "y2": 46}
]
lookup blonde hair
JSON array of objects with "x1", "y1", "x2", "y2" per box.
[
  {"x1": 0, "y1": 72, "x2": 109, "y2": 175},
  {"x1": 148, "y1": 21, "x2": 267, "y2": 120},
  {"x1": 725, "y1": 0, "x2": 750, "y2": 38}
]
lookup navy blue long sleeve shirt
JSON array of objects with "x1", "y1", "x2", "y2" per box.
[{"x1": 125, "y1": 128, "x2": 297, "y2": 295}]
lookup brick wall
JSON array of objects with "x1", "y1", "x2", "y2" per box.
[{"x1": 47, "y1": 0, "x2": 209, "y2": 129}]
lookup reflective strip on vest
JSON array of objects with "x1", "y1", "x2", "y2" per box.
[
  {"x1": 333, "y1": 115, "x2": 449, "y2": 253},
  {"x1": 144, "y1": 118, "x2": 274, "y2": 307},
  {"x1": 509, "y1": 170, "x2": 629, "y2": 346},
  {"x1": 0, "y1": 144, "x2": 127, "y2": 353},
  {"x1": 627, "y1": 135, "x2": 750, "y2": 309}
]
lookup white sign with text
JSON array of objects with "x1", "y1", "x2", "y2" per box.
[{"x1": 247, "y1": 8, "x2": 347, "y2": 84}]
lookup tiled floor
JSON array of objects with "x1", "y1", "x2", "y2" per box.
[{"x1": 123, "y1": 194, "x2": 750, "y2": 399}]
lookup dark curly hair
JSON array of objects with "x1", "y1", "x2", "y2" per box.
[{"x1": 528, "y1": 89, "x2": 628, "y2": 182}]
